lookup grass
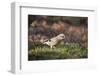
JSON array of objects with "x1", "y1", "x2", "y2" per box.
[{"x1": 28, "y1": 43, "x2": 88, "y2": 60}]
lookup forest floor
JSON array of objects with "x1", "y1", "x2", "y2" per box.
[{"x1": 28, "y1": 43, "x2": 88, "y2": 61}]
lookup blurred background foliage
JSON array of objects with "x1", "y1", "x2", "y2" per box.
[{"x1": 28, "y1": 15, "x2": 88, "y2": 60}]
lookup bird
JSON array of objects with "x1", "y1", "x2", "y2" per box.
[{"x1": 42, "y1": 34, "x2": 65, "y2": 48}]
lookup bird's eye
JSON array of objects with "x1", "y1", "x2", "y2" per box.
[{"x1": 62, "y1": 36, "x2": 65, "y2": 38}]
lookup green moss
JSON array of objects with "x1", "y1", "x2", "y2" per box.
[{"x1": 28, "y1": 43, "x2": 88, "y2": 60}]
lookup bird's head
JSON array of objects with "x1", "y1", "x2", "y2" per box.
[{"x1": 57, "y1": 34, "x2": 65, "y2": 40}]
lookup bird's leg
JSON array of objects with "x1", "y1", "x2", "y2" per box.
[{"x1": 50, "y1": 45, "x2": 53, "y2": 49}]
